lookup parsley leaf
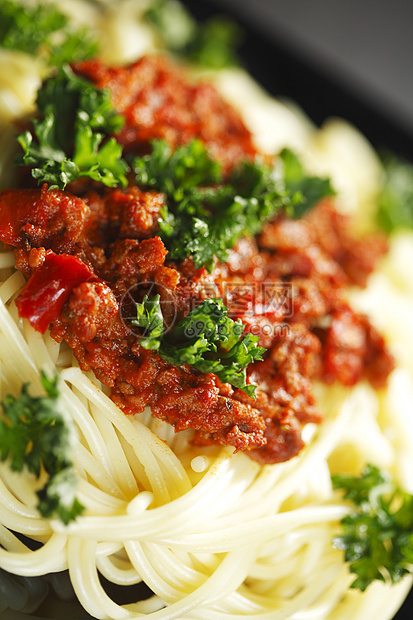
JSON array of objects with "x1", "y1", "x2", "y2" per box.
[
  {"x1": 332, "y1": 464, "x2": 413, "y2": 591},
  {"x1": 0, "y1": 372, "x2": 84, "y2": 524},
  {"x1": 48, "y1": 27, "x2": 98, "y2": 67},
  {"x1": 133, "y1": 139, "x2": 291, "y2": 270},
  {"x1": 377, "y1": 152, "x2": 413, "y2": 232},
  {"x1": 0, "y1": 0, "x2": 98, "y2": 64},
  {"x1": 144, "y1": 0, "x2": 242, "y2": 69},
  {"x1": 276, "y1": 148, "x2": 335, "y2": 218},
  {"x1": 15, "y1": 65, "x2": 128, "y2": 190},
  {"x1": 133, "y1": 138, "x2": 222, "y2": 204},
  {"x1": 134, "y1": 293, "x2": 164, "y2": 350},
  {"x1": 132, "y1": 296, "x2": 265, "y2": 397}
]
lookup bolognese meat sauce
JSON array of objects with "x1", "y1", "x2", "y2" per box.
[{"x1": 0, "y1": 55, "x2": 394, "y2": 464}]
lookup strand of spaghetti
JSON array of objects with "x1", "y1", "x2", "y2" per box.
[
  {"x1": 0, "y1": 532, "x2": 67, "y2": 576},
  {"x1": 61, "y1": 367, "x2": 182, "y2": 505},
  {"x1": 118, "y1": 430, "x2": 152, "y2": 492},
  {"x1": 42, "y1": 329, "x2": 60, "y2": 366},
  {"x1": 0, "y1": 298, "x2": 40, "y2": 388},
  {"x1": 147, "y1": 544, "x2": 207, "y2": 589},
  {"x1": 97, "y1": 405, "x2": 192, "y2": 501},
  {"x1": 0, "y1": 271, "x2": 24, "y2": 303},
  {"x1": 95, "y1": 540, "x2": 125, "y2": 558},
  {"x1": 0, "y1": 464, "x2": 46, "y2": 514},
  {"x1": 77, "y1": 375, "x2": 194, "y2": 500},
  {"x1": 75, "y1": 468, "x2": 129, "y2": 513},
  {"x1": 89, "y1": 400, "x2": 140, "y2": 498},
  {"x1": 69, "y1": 542, "x2": 165, "y2": 617},
  {"x1": 251, "y1": 524, "x2": 335, "y2": 571},
  {"x1": 257, "y1": 530, "x2": 337, "y2": 585},
  {"x1": 0, "y1": 252, "x2": 15, "y2": 269},
  {"x1": 221, "y1": 457, "x2": 284, "y2": 513},
  {"x1": 23, "y1": 319, "x2": 61, "y2": 377},
  {"x1": 137, "y1": 542, "x2": 205, "y2": 593},
  {"x1": 229, "y1": 387, "x2": 354, "y2": 520},
  {"x1": 126, "y1": 490, "x2": 154, "y2": 515},
  {"x1": 192, "y1": 395, "x2": 347, "y2": 538},
  {"x1": 214, "y1": 563, "x2": 349, "y2": 618},
  {"x1": 153, "y1": 504, "x2": 349, "y2": 552},
  {"x1": 249, "y1": 553, "x2": 307, "y2": 583},
  {"x1": 0, "y1": 329, "x2": 39, "y2": 395},
  {"x1": 72, "y1": 442, "x2": 128, "y2": 501},
  {"x1": 385, "y1": 369, "x2": 413, "y2": 452},
  {"x1": 124, "y1": 540, "x2": 187, "y2": 604},
  {"x1": 328, "y1": 578, "x2": 413, "y2": 620},
  {"x1": 96, "y1": 551, "x2": 142, "y2": 587},
  {"x1": 123, "y1": 544, "x2": 253, "y2": 619},
  {"x1": 0, "y1": 483, "x2": 51, "y2": 537},
  {"x1": 188, "y1": 559, "x2": 345, "y2": 620},
  {"x1": 0, "y1": 524, "x2": 34, "y2": 553},
  {"x1": 68, "y1": 536, "x2": 130, "y2": 620},
  {"x1": 58, "y1": 382, "x2": 129, "y2": 494},
  {"x1": 13, "y1": 323, "x2": 128, "y2": 493},
  {"x1": 54, "y1": 451, "x2": 254, "y2": 540},
  {"x1": 211, "y1": 588, "x2": 267, "y2": 615},
  {"x1": 287, "y1": 572, "x2": 352, "y2": 620}
]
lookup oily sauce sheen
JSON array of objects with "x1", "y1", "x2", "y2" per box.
[{"x1": 0, "y1": 55, "x2": 394, "y2": 464}]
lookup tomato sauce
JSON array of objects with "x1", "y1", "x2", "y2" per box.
[{"x1": 0, "y1": 55, "x2": 393, "y2": 464}]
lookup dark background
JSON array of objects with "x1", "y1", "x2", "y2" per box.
[
  {"x1": 217, "y1": 0, "x2": 413, "y2": 141},
  {"x1": 182, "y1": 1, "x2": 413, "y2": 619},
  {"x1": 188, "y1": 0, "x2": 413, "y2": 161}
]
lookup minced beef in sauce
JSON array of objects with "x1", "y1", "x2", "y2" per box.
[{"x1": 0, "y1": 55, "x2": 394, "y2": 465}]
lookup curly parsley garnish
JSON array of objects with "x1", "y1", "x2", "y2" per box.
[
  {"x1": 277, "y1": 148, "x2": 335, "y2": 217},
  {"x1": 15, "y1": 65, "x2": 128, "y2": 190},
  {"x1": 377, "y1": 152, "x2": 413, "y2": 232},
  {"x1": 0, "y1": 372, "x2": 84, "y2": 524},
  {"x1": 133, "y1": 140, "x2": 289, "y2": 270},
  {"x1": 332, "y1": 464, "x2": 413, "y2": 591},
  {"x1": 0, "y1": 0, "x2": 98, "y2": 65},
  {"x1": 132, "y1": 296, "x2": 265, "y2": 397},
  {"x1": 144, "y1": 0, "x2": 242, "y2": 69},
  {"x1": 133, "y1": 139, "x2": 334, "y2": 270}
]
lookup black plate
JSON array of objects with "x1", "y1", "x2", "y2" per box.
[{"x1": 180, "y1": 0, "x2": 413, "y2": 619}]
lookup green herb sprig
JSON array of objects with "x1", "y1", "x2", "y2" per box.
[
  {"x1": 332, "y1": 464, "x2": 413, "y2": 591},
  {"x1": 377, "y1": 152, "x2": 413, "y2": 232},
  {"x1": 132, "y1": 296, "x2": 265, "y2": 397},
  {"x1": 15, "y1": 65, "x2": 128, "y2": 190},
  {"x1": 133, "y1": 139, "x2": 334, "y2": 271},
  {"x1": 277, "y1": 148, "x2": 335, "y2": 217},
  {"x1": 0, "y1": 0, "x2": 98, "y2": 65},
  {"x1": 144, "y1": 0, "x2": 242, "y2": 69},
  {"x1": 0, "y1": 372, "x2": 84, "y2": 524}
]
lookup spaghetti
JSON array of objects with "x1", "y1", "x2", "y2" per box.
[{"x1": 0, "y1": 2, "x2": 412, "y2": 619}]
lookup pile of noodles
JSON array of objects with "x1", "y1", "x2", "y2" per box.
[{"x1": 0, "y1": 2, "x2": 412, "y2": 618}]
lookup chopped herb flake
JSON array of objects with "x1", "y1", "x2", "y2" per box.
[
  {"x1": 332, "y1": 464, "x2": 413, "y2": 591},
  {"x1": 377, "y1": 152, "x2": 413, "y2": 232},
  {"x1": 0, "y1": 0, "x2": 98, "y2": 64},
  {"x1": 15, "y1": 65, "x2": 128, "y2": 190},
  {"x1": 145, "y1": 0, "x2": 242, "y2": 69},
  {"x1": 0, "y1": 372, "x2": 83, "y2": 524},
  {"x1": 134, "y1": 139, "x2": 332, "y2": 270},
  {"x1": 132, "y1": 296, "x2": 265, "y2": 397}
]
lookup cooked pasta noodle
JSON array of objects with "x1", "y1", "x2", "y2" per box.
[{"x1": 0, "y1": 1, "x2": 412, "y2": 619}]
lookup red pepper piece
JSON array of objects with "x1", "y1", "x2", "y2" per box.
[{"x1": 16, "y1": 252, "x2": 95, "y2": 333}]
